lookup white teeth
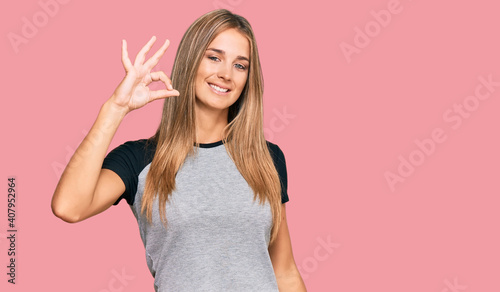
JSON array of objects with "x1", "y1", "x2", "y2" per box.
[{"x1": 210, "y1": 83, "x2": 229, "y2": 93}]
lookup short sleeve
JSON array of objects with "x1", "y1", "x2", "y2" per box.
[
  {"x1": 101, "y1": 139, "x2": 153, "y2": 206},
  {"x1": 267, "y1": 142, "x2": 290, "y2": 204}
]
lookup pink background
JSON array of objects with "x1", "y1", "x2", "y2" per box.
[{"x1": 1, "y1": 0, "x2": 499, "y2": 291}]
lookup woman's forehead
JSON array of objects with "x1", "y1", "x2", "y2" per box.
[{"x1": 207, "y1": 28, "x2": 250, "y2": 60}]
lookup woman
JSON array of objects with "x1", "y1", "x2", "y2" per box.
[{"x1": 51, "y1": 9, "x2": 306, "y2": 291}]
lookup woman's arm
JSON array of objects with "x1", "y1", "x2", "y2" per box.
[
  {"x1": 51, "y1": 100, "x2": 127, "y2": 223},
  {"x1": 269, "y1": 204, "x2": 307, "y2": 291},
  {"x1": 51, "y1": 36, "x2": 179, "y2": 223}
]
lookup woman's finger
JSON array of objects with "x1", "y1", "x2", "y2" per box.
[
  {"x1": 148, "y1": 71, "x2": 174, "y2": 90},
  {"x1": 144, "y1": 39, "x2": 170, "y2": 70},
  {"x1": 149, "y1": 89, "x2": 180, "y2": 101},
  {"x1": 121, "y1": 39, "x2": 133, "y2": 72},
  {"x1": 133, "y1": 36, "x2": 157, "y2": 67}
]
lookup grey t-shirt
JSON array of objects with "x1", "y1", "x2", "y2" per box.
[{"x1": 101, "y1": 138, "x2": 289, "y2": 291}]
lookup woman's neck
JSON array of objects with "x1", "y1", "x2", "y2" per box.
[{"x1": 195, "y1": 108, "x2": 228, "y2": 144}]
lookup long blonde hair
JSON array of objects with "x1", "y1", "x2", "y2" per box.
[{"x1": 142, "y1": 9, "x2": 283, "y2": 245}]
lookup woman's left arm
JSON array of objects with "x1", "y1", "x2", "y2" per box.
[{"x1": 268, "y1": 204, "x2": 307, "y2": 292}]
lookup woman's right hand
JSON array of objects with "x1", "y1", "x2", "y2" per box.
[{"x1": 109, "y1": 36, "x2": 180, "y2": 114}]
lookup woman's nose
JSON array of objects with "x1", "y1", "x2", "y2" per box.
[{"x1": 217, "y1": 63, "x2": 232, "y2": 80}]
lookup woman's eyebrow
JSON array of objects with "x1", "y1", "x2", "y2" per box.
[{"x1": 206, "y1": 48, "x2": 249, "y2": 62}]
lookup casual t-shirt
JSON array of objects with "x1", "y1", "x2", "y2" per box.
[{"x1": 101, "y1": 138, "x2": 289, "y2": 291}]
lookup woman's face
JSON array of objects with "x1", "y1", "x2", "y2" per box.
[{"x1": 194, "y1": 28, "x2": 250, "y2": 116}]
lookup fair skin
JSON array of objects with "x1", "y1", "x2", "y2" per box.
[
  {"x1": 269, "y1": 204, "x2": 307, "y2": 291},
  {"x1": 194, "y1": 28, "x2": 249, "y2": 143},
  {"x1": 51, "y1": 30, "x2": 305, "y2": 291}
]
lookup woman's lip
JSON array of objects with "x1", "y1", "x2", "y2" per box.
[{"x1": 207, "y1": 82, "x2": 231, "y2": 95}]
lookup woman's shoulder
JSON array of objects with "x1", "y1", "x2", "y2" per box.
[
  {"x1": 265, "y1": 140, "x2": 287, "y2": 170},
  {"x1": 104, "y1": 137, "x2": 157, "y2": 168},
  {"x1": 111, "y1": 138, "x2": 157, "y2": 153},
  {"x1": 265, "y1": 140, "x2": 285, "y2": 159}
]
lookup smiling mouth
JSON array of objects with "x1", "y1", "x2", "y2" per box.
[{"x1": 208, "y1": 83, "x2": 231, "y2": 93}]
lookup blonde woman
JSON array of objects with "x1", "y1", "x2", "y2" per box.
[{"x1": 51, "y1": 9, "x2": 306, "y2": 292}]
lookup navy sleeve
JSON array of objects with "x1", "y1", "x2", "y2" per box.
[
  {"x1": 267, "y1": 141, "x2": 290, "y2": 204},
  {"x1": 101, "y1": 139, "x2": 152, "y2": 206}
]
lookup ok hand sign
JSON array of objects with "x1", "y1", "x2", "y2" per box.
[{"x1": 110, "y1": 36, "x2": 180, "y2": 114}]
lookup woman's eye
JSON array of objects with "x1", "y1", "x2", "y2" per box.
[
  {"x1": 208, "y1": 56, "x2": 219, "y2": 62},
  {"x1": 235, "y1": 64, "x2": 246, "y2": 70}
]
